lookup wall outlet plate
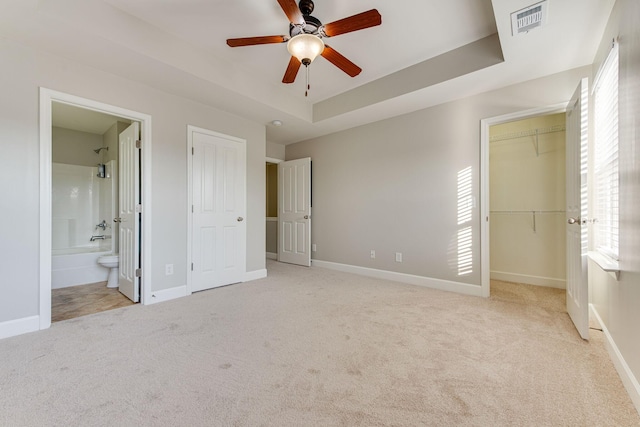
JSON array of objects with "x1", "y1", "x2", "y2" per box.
[
  {"x1": 165, "y1": 264, "x2": 174, "y2": 275},
  {"x1": 395, "y1": 252, "x2": 403, "y2": 262}
]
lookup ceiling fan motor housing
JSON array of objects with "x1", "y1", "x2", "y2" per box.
[{"x1": 289, "y1": 0, "x2": 322, "y2": 37}]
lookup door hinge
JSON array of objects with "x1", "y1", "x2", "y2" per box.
[
  {"x1": 192, "y1": 205, "x2": 194, "y2": 213},
  {"x1": 135, "y1": 204, "x2": 142, "y2": 213},
  {"x1": 191, "y1": 263, "x2": 194, "y2": 271},
  {"x1": 192, "y1": 147, "x2": 194, "y2": 155},
  {"x1": 135, "y1": 268, "x2": 142, "y2": 277},
  {"x1": 136, "y1": 140, "x2": 142, "y2": 149}
]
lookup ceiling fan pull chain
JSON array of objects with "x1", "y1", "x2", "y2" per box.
[{"x1": 305, "y1": 65, "x2": 310, "y2": 97}]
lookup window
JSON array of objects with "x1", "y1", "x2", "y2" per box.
[{"x1": 593, "y1": 42, "x2": 619, "y2": 260}]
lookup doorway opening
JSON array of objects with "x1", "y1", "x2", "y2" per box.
[
  {"x1": 480, "y1": 104, "x2": 567, "y2": 298},
  {"x1": 265, "y1": 158, "x2": 281, "y2": 261},
  {"x1": 39, "y1": 88, "x2": 153, "y2": 329}
]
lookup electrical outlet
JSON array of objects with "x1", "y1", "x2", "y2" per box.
[
  {"x1": 370, "y1": 250, "x2": 376, "y2": 259},
  {"x1": 312, "y1": 244, "x2": 317, "y2": 252},
  {"x1": 395, "y1": 252, "x2": 403, "y2": 262},
  {"x1": 165, "y1": 264, "x2": 174, "y2": 275}
]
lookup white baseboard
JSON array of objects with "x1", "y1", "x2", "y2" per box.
[
  {"x1": 312, "y1": 260, "x2": 482, "y2": 297},
  {"x1": 266, "y1": 252, "x2": 277, "y2": 260},
  {"x1": 590, "y1": 304, "x2": 640, "y2": 414},
  {"x1": 0, "y1": 315, "x2": 40, "y2": 340},
  {"x1": 245, "y1": 269, "x2": 267, "y2": 282},
  {"x1": 491, "y1": 271, "x2": 565, "y2": 289},
  {"x1": 147, "y1": 285, "x2": 187, "y2": 305}
]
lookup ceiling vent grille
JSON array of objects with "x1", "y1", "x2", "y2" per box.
[{"x1": 511, "y1": 1, "x2": 548, "y2": 35}]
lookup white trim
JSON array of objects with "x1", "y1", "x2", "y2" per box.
[
  {"x1": 186, "y1": 125, "x2": 248, "y2": 295},
  {"x1": 0, "y1": 316, "x2": 40, "y2": 340},
  {"x1": 312, "y1": 260, "x2": 483, "y2": 296},
  {"x1": 265, "y1": 157, "x2": 283, "y2": 164},
  {"x1": 590, "y1": 305, "x2": 640, "y2": 414},
  {"x1": 480, "y1": 103, "x2": 567, "y2": 298},
  {"x1": 588, "y1": 251, "x2": 620, "y2": 280},
  {"x1": 245, "y1": 269, "x2": 268, "y2": 281},
  {"x1": 39, "y1": 88, "x2": 153, "y2": 332},
  {"x1": 266, "y1": 252, "x2": 278, "y2": 260},
  {"x1": 148, "y1": 286, "x2": 188, "y2": 305},
  {"x1": 266, "y1": 217, "x2": 278, "y2": 222},
  {"x1": 490, "y1": 271, "x2": 565, "y2": 289}
]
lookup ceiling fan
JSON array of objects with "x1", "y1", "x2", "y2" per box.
[{"x1": 226, "y1": 0, "x2": 382, "y2": 94}]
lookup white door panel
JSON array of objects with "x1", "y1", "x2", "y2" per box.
[
  {"x1": 566, "y1": 78, "x2": 589, "y2": 340},
  {"x1": 118, "y1": 122, "x2": 140, "y2": 303},
  {"x1": 191, "y1": 128, "x2": 246, "y2": 292},
  {"x1": 278, "y1": 158, "x2": 311, "y2": 266}
]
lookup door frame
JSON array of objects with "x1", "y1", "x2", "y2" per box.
[
  {"x1": 39, "y1": 88, "x2": 153, "y2": 329},
  {"x1": 479, "y1": 103, "x2": 567, "y2": 298},
  {"x1": 186, "y1": 125, "x2": 247, "y2": 295}
]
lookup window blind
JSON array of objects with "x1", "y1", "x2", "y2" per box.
[{"x1": 593, "y1": 42, "x2": 619, "y2": 260}]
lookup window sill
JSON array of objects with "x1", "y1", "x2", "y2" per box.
[{"x1": 588, "y1": 251, "x2": 620, "y2": 280}]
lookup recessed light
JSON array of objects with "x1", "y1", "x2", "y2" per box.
[{"x1": 271, "y1": 120, "x2": 283, "y2": 126}]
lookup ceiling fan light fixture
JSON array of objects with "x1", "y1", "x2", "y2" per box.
[{"x1": 287, "y1": 34, "x2": 324, "y2": 65}]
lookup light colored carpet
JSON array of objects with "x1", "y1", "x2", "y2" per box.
[{"x1": 1, "y1": 261, "x2": 638, "y2": 426}]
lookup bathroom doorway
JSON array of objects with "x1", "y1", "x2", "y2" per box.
[
  {"x1": 40, "y1": 89, "x2": 153, "y2": 328},
  {"x1": 50, "y1": 103, "x2": 134, "y2": 321}
]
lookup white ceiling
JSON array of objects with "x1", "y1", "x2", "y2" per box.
[{"x1": 0, "y1": 0, "x2": 615, "y2": 144}]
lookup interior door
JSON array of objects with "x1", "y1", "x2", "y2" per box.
[
  {"x1": 191, "y1": 128, "x2": 246, "y2": 292},
  {"x1": 278, "y1": 158, "x2": 311, "y2": 266},
  {"x1": 118, "y1": 122, "x2": 140, "y2": 302},
  {"x1": 566, "y1": 78, "x2": 589, "y2": 340}
]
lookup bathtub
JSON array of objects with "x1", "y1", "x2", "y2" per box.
[{"x1": 52, "y1": 245, "x2": 112, "y2": 289}]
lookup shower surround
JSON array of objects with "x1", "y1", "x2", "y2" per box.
[{"x1": 51, "y1": 161, "x2": 117, "y2": 288}]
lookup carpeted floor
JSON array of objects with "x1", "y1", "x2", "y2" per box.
[{"x1": 0, "y1": 261, "x2": 638, "y2": 426}]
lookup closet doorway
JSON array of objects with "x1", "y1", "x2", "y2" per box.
[{"x1": 488, "y1": 113, "x2": 567, "y2": 290}]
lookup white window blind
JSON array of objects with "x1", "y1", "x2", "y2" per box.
[{"x1": 593, "y1": 42, "x2": 619, "y2": 260}]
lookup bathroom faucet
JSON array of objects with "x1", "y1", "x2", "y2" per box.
[
  {"x1": 95, "y1": 220, "x2": 109, "y2": 231},
  {"x1": 90, "y1": 235, "x2": 111, "y2": 241}
]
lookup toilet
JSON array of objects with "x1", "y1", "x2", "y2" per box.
[{"x1": 98, "y1": 254, "x2": 119, "y2": 288}]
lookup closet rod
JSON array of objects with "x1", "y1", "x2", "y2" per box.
[
  {"x1": 490, "y1": 210, "x2": 565, "y2": 214},
  {"x1": 489, "y1": 124, "x2": 566, "y2": 143}
]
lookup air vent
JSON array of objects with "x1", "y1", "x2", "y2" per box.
[{"x1": 511, "y1": 1, "x2": 548, "y2": 36}]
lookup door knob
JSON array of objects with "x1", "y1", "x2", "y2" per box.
[
  {"x1": 237, "y1": 217, "x2": 244, "y2": 222},
  {"x1": 113, "y1": 218, "x2": 122, "y2": 223},
  {"x1": 568, "y1": 217, "x2": 586, "y2": 225},
  {"x1": 304, "y1": 215, "x2": 310, "y2": 219}
]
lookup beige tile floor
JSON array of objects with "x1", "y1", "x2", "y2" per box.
[{"x1": 52, "y1": 281, "x2": 135, "y2": 322}]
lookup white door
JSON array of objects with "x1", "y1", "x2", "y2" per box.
[
  {"x1": 566, "y1": 78, "x2": 589, "y2": 340},
  {"x1": 278, "y1": 158, "x2": 311, "y2": 266},
  {"x1": 118, "y1": 122, "x2": 140, "y2": 302},
  {"x1": 191, "y1": 128, "x2": 246, "y2": 292}
]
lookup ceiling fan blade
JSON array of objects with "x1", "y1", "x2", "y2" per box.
[
  {"x1": 282, "y1": 56, "x2": 302, "y2": 83},
  {"x1": 321, "y1": 45, "x2": 362, "y2": 77},
  {"x1": 226, "y1": 35, "x2": 287, "y2": 47},
  {"x1": 277, "y1": 0, "x2": 305, "y2": 25},
  {"x1": 321, "y1": 9, "x2": 382, "y2": 37}
]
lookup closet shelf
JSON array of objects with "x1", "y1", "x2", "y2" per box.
[
  {"x1": 489, "y1": 125, "x2": 566, "y2": 143},
  {"x1": 490, "y1": 124, "x2": 566, "y2": 157}
]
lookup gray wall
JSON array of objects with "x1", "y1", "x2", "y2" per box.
[
  {"x1": 0, "y1": 38, "x2": 265, "y2": 323},
  {"x1": 287, "y1": 66, "x2": 589, "y2": 287},
  {"x1": 589, "y1": 0, "x2": 640, "y2": 398}
]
